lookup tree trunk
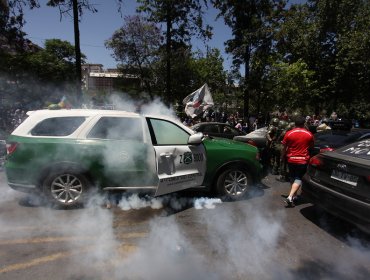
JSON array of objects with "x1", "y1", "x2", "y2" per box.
[
  {"x1": 165, "y1": 3, "x2": 171, "y2": 106},
  {"x1": 72, "y1": 0, "x2": 82, "y2": 105},
  {"x1": 243, "y1": 45, "x2": 251, "y2": 118}
]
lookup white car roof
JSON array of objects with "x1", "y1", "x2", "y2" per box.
[
  {"x1": 13, "y1": 109, "x2": 194, "y2": 136},
  {"x1": 26, "y1": 109, "x2": 140, "y2": 118}
]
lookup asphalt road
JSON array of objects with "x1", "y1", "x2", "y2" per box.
[{"x1": 0, "y1": 171, "x2": 369, "y2": 280}]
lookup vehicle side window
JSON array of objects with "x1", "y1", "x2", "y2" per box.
[
  {"x1": 204, "y1": 125, "x2": 219, "y2": 133},
  {"x1": 222, "y1": 125, "x2": 235, "y2": 134},
  {"x1": 88, "y1": 117, "x2": 143, "y2": 141},
  {"x1": 149, "y1": 118, "x2": 189, "y2": 145},
  {"x1": 30, "y1": 117, "x2": 86, "y2": 136}
]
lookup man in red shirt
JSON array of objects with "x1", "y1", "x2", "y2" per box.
[{"x1": 281, "y1": 115, "x2": 314, "y2": 207}]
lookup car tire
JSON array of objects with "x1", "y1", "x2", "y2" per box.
[
  {"x1": 216, "y1": 166, "x2": 252, "y2": 201},
  {"x1": 42, "y1": 170, "x2": 91, "y2": 209}
]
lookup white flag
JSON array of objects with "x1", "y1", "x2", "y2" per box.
[{"x1": 183, "y1": 84, "x2": 214, "y2": 118}]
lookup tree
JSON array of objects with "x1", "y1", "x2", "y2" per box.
[
  {"x1": 46, "y1": 0, "x2": 100, "y2": 104},
  {"x1": 268, "y1": 59, "x2": 317, "y2": 113},
  {"x1": 136, "y1": 0, "x2": 212, "y2": 104},
  {"x1": 0, "y1": 0, "x2": 40, "y2": 52},
  {"x1": 274, "y1": 0, "x2": 370, "y2": 117},
  {"x1": 105, "y1": 15, "x2": 161, "y2": 99},
  {"x1": 1, "y1": 38, "x2": 85, "y2": 110},
  {"x1": 212, "y1": 0, "x2": 286, "y2": 118},
  {"x1": 189, "y1": 48, "x2": 227, "y2": 105}
]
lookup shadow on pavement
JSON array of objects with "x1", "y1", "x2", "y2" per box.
[
  {"x1": 300, "y1": 205, "x2": 370, "y2": 247},
  {"x1": 288, "y1": 259, "x2": 370, "y2": 280}
]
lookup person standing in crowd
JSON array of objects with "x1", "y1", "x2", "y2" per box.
[
  {"x1": 266, "y1": 117, "x2": 279, "y2": 173},
  {"x1": 281, "y1": 115, "x2": 314, "y2": 207},
  {"x1": 316, "y1": 118, "x2": 331, "y2": 132},
  {"x1": 252, "y1": 118, "x2": 259, "y2": 131}
]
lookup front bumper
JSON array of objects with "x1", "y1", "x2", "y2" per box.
[{"x1": 302, "y1": 173, "x2": 370, "y2": 234}]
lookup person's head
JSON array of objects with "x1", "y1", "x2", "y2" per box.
[
  {"x1": 321, "y1": 118, "x2": 329, "y2": 124},
  {"x1": 278, "y1": 120, "x2": 288, "y2": 130},
  {"x1": 294, "y1": 116, "x2": 306, "y2": 127},
  {"x1": 330, "y1": 112, "x2": 338, "y2": 120},
  {"x1": 270, "y1": 117, "x2": 279, "y2": 126}
]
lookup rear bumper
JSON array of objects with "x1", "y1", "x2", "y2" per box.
[
  {"x1": 302, "y1": 173, "x2": 370, "y2": 234},
  {"x1": 8, "y1": 182, "x2": 38, "y2": 193}
]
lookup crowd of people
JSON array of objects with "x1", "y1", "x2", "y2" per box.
[{"x1": 182, "y1": 108, "x2": 357, "y2": 208}]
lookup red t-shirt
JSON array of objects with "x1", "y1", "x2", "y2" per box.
[{"x1": 281, "y1": 127, "x2": 314, "y2": 164}]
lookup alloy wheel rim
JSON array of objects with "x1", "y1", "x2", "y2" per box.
[
  {"x1": 50, "y1": 174, "x2": 83, "y2": 204},
  {"x1": 224, "y1": 171, "x2": 248, "y2": 196}
]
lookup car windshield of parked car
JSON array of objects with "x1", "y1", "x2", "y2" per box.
[
  {"x1": 223, "y1": 125, "x2": 240, "y2": 135},
  {"x1": 149, "y1": 118, "x2": 189, "y2": 145},
  {"x1": 203, "y1": 124, "x2": 220, "y2": 134},
  {"x1": 87, "y1": 117, "x2": 143, "y2": 141},
  {"x1": 30, "y1": 117, "x2": 86, "y2": 136}
]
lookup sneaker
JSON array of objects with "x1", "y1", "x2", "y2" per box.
[{"x1": 284, "y1": 198, "x2": 295, "y2": 208}]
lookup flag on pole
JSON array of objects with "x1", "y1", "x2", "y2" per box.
[{"x1": 183, "y1": 84, "x2": 214, "y2": 118}]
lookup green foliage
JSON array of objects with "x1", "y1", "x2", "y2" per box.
[
  {"x1": 137, "y1": 0, "x2": 212, "y2": 43},
  {"x1": 268, "y1": 59, "x2": 318, "y2": 112},
  {"x1": 136, "y1": 0, "x2": 212, "y2": 103},
  {"x1": 274, "y1": 0, "x2": 370, "y2": 117},
  {"x1": 0, "y1": 39, "x2": 83, "y2": 109},
  {"x1": 189, "y1": 48, "x2": 227, "y2": 104},
  {"x1": 105, "y1": 15, "x2": 161, "y2": 99},
  {"x1": 211, "y1": 0, "x2": 287, "y2": 117}
]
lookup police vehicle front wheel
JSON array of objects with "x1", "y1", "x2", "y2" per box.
[{"x1": 216, "y1": 167, "x2": 252, "y2": 201}]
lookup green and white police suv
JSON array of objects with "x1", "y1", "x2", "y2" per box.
[{"x1": 5, "y1": 109, "x2": 262, "y2": 208}]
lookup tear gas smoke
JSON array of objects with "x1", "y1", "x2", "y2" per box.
[
  {"x1": 1, "y1": 91, "x2": 370, "y2": 279},
  {"x1": 116, "y1": 193, "x2": 222, "y2": 212},
  {"x1": 194, "y1": 197, "x2": 222, "y2": 209}
]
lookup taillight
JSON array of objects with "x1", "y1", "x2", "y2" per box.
[
  {"x1": 6, "y1": 142, "x2": 18, "y2": 155},
  {"x1": 319, "y1": 147, "x2": 334, "y2": 153},
  {"x1": 246, "y1": 139, "x2": 257, "y2": 147},
  {"x1": 366, "y1": 176, "x2": 370, "y2": 184},
  {"x1": 309, "y1": 155, "x2": 323, "y2": 168}
]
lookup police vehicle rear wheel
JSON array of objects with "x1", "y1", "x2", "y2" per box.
[{"x1": 42, "y1": 170, "x2": 90, "y2": 208}]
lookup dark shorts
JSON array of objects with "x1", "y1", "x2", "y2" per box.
[{"x1": 288, "y1": 163, "x2": 308, "y2": 185}]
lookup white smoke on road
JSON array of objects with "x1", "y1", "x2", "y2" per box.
[
  {"x1": 115, "y1": 193, "x2": 222, "y2": 211},
  {"x1": 118, "y1": 194, "x2": 164, "y2": 210},
  {"x1": 0, "y1": 173, "x2": 19, "y2": 204},
  {"x1": 114, "y1": 215, "x2": 221, "y2": 280},
  {"x1": 194, "y1": 197, "x2": 222, "y2": 209}
]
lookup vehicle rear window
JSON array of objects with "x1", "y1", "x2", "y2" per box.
[
  {"x1": 88, "y1": 117, "x2": 143, "y2": 141},
  {"x1": 30, "y1": 117, "x2": 86, "y2": 136},
  {"x1": 338, "y1": 140, "x2": 370, "y2": 160}
]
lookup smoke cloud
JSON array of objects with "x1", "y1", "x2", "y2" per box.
[{"x1": 1, "y1": 91, "x2": 370, "y2": 280}]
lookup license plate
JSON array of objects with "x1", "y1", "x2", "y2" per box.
[{"x1": 331, "y1": 170, "x2": 358, "y2": 186}]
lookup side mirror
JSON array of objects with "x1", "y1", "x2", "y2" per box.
[{"x1": 188, "y1": 132, "x2": 203, "y2": 145}]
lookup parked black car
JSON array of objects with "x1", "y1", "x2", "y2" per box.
[
  {"x1": 311, "y1": 129, "x2": 370, "y2": 156},
  {"x1": 191, "y1": 122, "x2": 246, "y2": 139},
  {"x1": 303, "y1": 139, "x2": 370, "y2": 234}
]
